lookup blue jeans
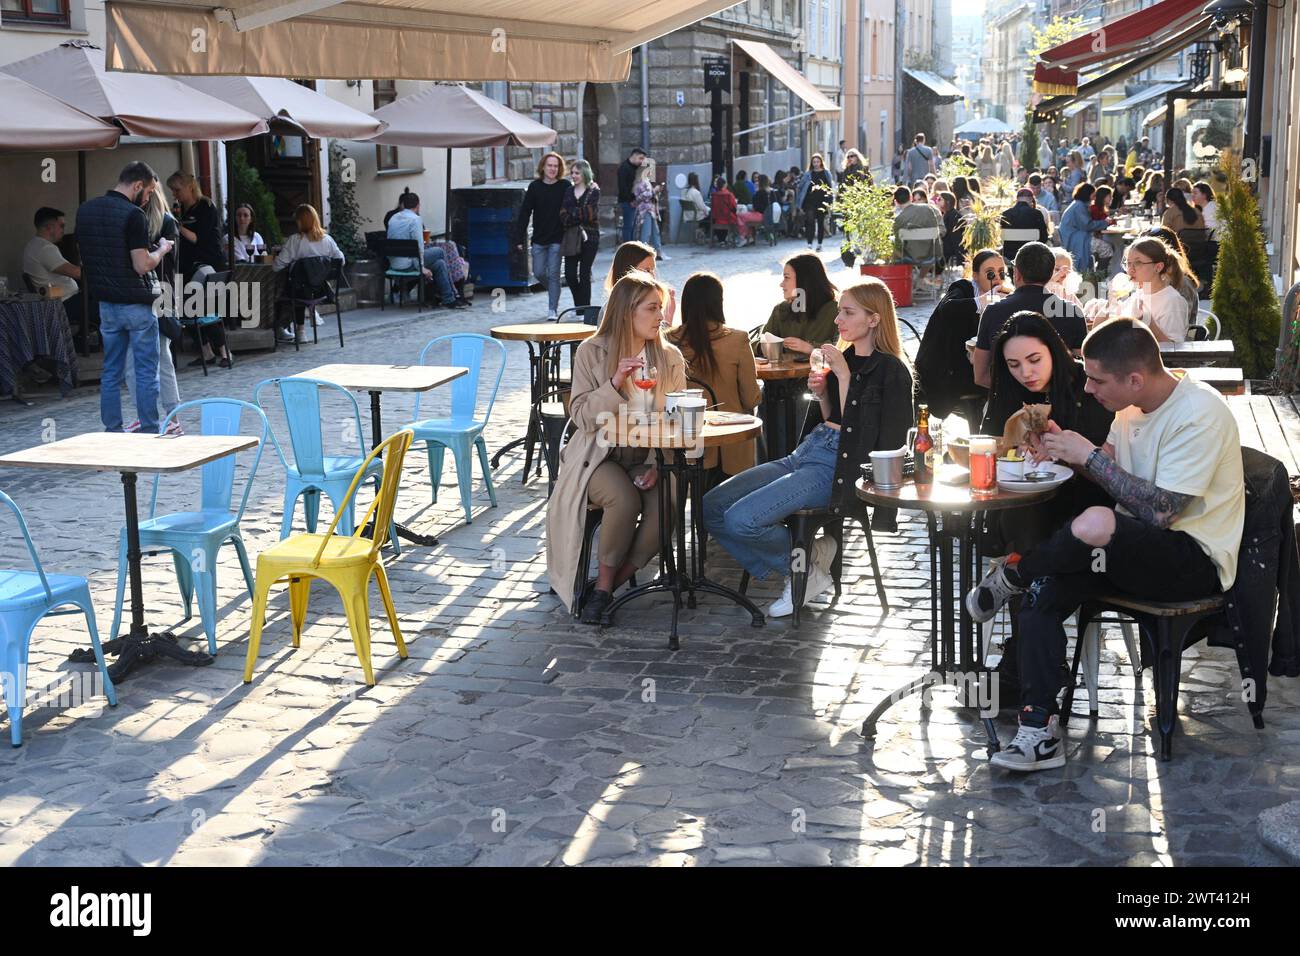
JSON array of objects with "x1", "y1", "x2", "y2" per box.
[
  {"x1": 703, "y1": 423, "x2": 840, "y2": 580},
  {"x1": 620, "y1": 202, "x2": 636, "y2": 242},
  {"x1": 422, "y1": 246, "x2": 457, "y2": 305},
  {"x1": 637, "y1": 214, "x2": 662, "y2": 254},
  {"x1": 100, "y1": 301, "x2": 159, "y2": 435},
  {"x1": 531, "y1": 242, "x2": 563, "y2": 313}
]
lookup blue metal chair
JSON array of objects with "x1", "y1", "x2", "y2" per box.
[
  {"x1": 108, "y1": 399, "x2": 269, "y2": 657},
  {"x1": 407, "y1": 334, "x2": 506, "y2": 524},
  {"x1": 254, "y1": 377, "x2": 398, "y2": 552},
  {"x1": 0, "y1": 489, "x2": 116, "y2": 747}
]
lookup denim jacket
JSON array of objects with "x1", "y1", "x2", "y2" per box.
[
  {"x1": 800, "y1": 347, "x2": 915, "y2": 532},
  {"x1": 1207, "y1": 447, "x2": 1300, "y2": 719}
]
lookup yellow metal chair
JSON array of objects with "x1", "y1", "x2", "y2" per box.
[{"x1": 244, "y1": 429, "x2": 414, "y2": 686}]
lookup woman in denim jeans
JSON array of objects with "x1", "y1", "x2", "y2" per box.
[
  {"x1": 704, "y1": 278, "x2": 914, "y2": 618},
  {"x1": 515, "y1": 152, "x2": 572, "y2": 319}
]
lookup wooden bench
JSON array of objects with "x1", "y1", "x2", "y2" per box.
[{"x1": 1160, "y1": 338, "x2": 1235, "y2": 367}]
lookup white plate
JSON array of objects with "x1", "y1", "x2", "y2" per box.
[{"x1": 997, "y1": 462, "x2": 1073, "y2": 494}]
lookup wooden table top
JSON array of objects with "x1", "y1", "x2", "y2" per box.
[
  {"x1": 855, "y1": 476, "x2": 1058, "y2": 513},
  {"x1": 1177, "y1": 366, "x2": 1244, "y2": 395},
  {"x1": 490, "y1": 323, "x2": 596, "y2": 342},
  {"x1": 756, "y1": 360, "x2": 811, "y2": 381},
  {"x1": 1228, "y1": 393, "x2": 1300, "y2": 477},
  {"x1": 295, "y1": 363, "x2": 467, "y2": 393},
  {"x1": 0, "y1": 432, "x2": 259, "y2": 475},
  {"x1": 600, "y1": 412, "x2": 763, "y2": 450},
  {"x1": 1161, "y1": 339, "x2": 1234, "y2": 362}
]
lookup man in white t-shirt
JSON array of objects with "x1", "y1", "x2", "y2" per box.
[
  {"x1": 965, "y1": 318, "x2": 1244, "y2": 771},
  {"x1": 22, "y1": 207, "x2": 82, "y2": 325}
]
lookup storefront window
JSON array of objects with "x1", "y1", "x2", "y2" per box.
[{"x1": 1169, "y1": 94, "x2": 1246, "y2": 179}]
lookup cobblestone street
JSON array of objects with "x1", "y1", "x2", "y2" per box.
[{"x1": 1, "y1": 238, "x2": 1296, "y2": 867}]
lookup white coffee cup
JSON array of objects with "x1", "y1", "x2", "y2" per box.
[
  {"x1": 665, "y1": 391, "x2": 685, "y2": 417},
  {"x1": 679, "y1": 395, "x2": 707, "y2": 441}
]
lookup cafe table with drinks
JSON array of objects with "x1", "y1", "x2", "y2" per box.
[{"x1": 856, "y1": 406, "x2": 1067, "y2": 753}]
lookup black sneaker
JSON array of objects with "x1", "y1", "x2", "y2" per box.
[
  {"x1": 579, "y1": 589, "x2": 613, "y2": 625},
  {"x1": 218, "y1": 356, "x2": 234, "y2": 369},
  {"x1": 990, "y1": 706, "x2": 1065, "y2": 771},
  {"x1": 445, "y1": 299, "x2": 472, "y2": 310}
]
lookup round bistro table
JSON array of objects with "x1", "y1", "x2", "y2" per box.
[
  {"x1": 599, "y1": 412, "x2": 765, "y2": 649},
  {"x1": 855, "y1": 476, "x2": 1058, "y2": 754},
  {"x1": 489, "y1": 322, "x2": 596, "y2": 485},
  {"x1": 755, "y1": 359, "x2": 811, "y2": 462}
]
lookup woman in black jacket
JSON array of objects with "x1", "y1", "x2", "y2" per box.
[
  {"x1": 704, "y1": 277, "x2": 913, "y2": 618},
  {"x1": 980, "y1": 309, "x2": 1114, "y2": 555},
  {"x1": 166, "y1": 170, "x2": 233, "y2": 368},
  {"x1": 560, "y1": 158, "x2": 601, "y2": 308},
  {"x1": 514, "y1": 151, "x2": 574, "y2": 319}
]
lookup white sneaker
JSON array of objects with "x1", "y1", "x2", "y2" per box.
[
  {"x1": 802, "y1": 564, "x2": 834, "y2": 606},
  {"x1": 546, "y1": 310, "x2": 558, "y2": 320},
  {"x1": 164, "y1": 419, "x2": 184, "y2": 437},
  {"x1": 812, "y1": 535, "x2": 838, "y2": 573},
  {"x1": 965, "y1": 556, "x2": 1026, "y2": 624},
  {"x1": 312, "y1": 308, "x2": 324, "y2": 326},
  {"x1": 990, "y1": 712, "x2": 1065, "y2": 772},
  {"x1": 658, "y1": 254, "x2": 671, "y2": 262},
  {"x1": 768, "y1": 578, "x2": 795, "y2": 618},
  {"x1": 277, "y1": 328, "x2": 295, "y2": 343},
  {"x1": 123, "y1": 419, "x2": 140, "y2": 433}
]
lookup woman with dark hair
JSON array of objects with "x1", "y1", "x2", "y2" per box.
[
  {"x1": 1161, "y1": 186, "x2": 1204, "y2": 232},
  {"x1": 979, "y1": 309, "x2": 1113, "y2": 552},
  {"x1": 913, "y1": 249, "x2": 1008, "y2": 424},
  {"x1": 761, "y1": 251, "x2": 840, "y2": 353},
  {"x1": 937, "y1": 191, "x2": 963, "y2": 264},
  {"x1": 561, "y1": 158, "x2": 602, "y2": 308},
  {"x1": 709, "y1": 176, "x2": 741, "y2": 246},
  {"x1": 733, "y1": 169, "x2": 754, "y2": 204},
  {"x1": 952, "y1": 176, "x2": 973, "y2": 212},
  {"x1": 667, "y1": 273, "x2": 761, "y2": 477},
  {"x1": 1058, "y1": 181, "x2": 1112, "y2": 273},
  {"x1": 1140, "y1": 171, "x2": 1165, "y2": 211},
  {"x1": 229, "y1": 203, "x2": 264, "y2": 263}
]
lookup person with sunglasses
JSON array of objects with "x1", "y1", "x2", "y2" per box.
[
  {"x1": 1117, "y1": 238, "x2": 1191, "y2": 343},
  {"x1": 972, "y1": 242, "x2": 1088, "y2": 389}
]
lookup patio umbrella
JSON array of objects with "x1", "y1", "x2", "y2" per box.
[
  {"x1": 954, "y1": 117, "x2": 1016, "y2": 137},
  {"x1": 1, "y1": 40, "x2": 268, "y2": 140},
  {"x1": 0, "y1": 73, "x2": 120, "y2": 152},
  {"x1": 180, "y1": 76, "x2": 387, "y2": 141},
  {"x1": 370, "y1": 84, "x2": 556, "y2": 149},
  {"x1": 370, "y1": 84, "x2": 558, "y2": 234}
]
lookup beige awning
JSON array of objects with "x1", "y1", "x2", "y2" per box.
[
  {"x1": 733, "y1": 39, "x2": 840, "y2": 118},
  {"x1": 180, "y1": 77, "x2": 387, "y2": 140},
  {"x1": 371, "y1": 84, "x2": 556, "y2": 148},
  {"x1": 1, "y1": 41, "x2": 268, "y2": 140},
  {"x1": 104, "y1": 0, "x2": 743, "y2": 82},
  {"x1": 0, "y1": 73, "x2": 121, "y2": 152}
]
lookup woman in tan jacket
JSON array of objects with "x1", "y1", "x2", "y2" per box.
[
  {"x1": 668, "y1": 272, "x2": 761, "y2": 476},
  {"x1": 547, "y1": 271, "x2": 687, "y2": 623}
]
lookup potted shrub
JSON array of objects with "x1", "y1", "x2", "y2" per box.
[
  {"x1": 326, "y1": 142, "x2": 382, "y2": 307},
  {"x1": 833, "y1": 179, "x2": 916, "y2": 305},
  {"x1": 1211, "y1": 150, "x2": 1281, "y2": 383},
  {"x1": 960, "y1": 198, "x2": 1002, "y2": 259}
]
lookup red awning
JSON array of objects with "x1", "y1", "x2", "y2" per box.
[{"x1": 1033, "y1": 0, "x2": 1209, "y2": 94}]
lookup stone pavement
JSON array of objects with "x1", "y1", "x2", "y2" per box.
[{"x1": 0, "y1": 237, "x2": 1297, "y2": 867}]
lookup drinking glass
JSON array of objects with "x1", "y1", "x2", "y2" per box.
[
  {"x1": 809, "y1": 347, "x2": 827, "y2": 374},
  {"x1": 970, "y1": 436, "x2": 998, "y2": 498},
  {"x1": 633, "y1": 364, "x2": 658, "y2": 416}
]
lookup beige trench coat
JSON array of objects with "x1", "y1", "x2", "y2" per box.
[{"x1": 546, "y1": 334, "x2": 686, "y2": 612}]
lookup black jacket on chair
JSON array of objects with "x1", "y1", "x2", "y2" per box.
[
  {"x1": 799, "y1": 347, "x2": 915, "y2": 533},
  {"x1": 915, "y1": 279, "x2": 982, "y2": 419},
  {"x1": 1208, "y1": 447, "x2": 1300, "y2": 719}
]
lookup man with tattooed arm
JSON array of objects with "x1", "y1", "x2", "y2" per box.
[{"x1": 965, "y1": 318, "x2": 1245, "y2": 771}]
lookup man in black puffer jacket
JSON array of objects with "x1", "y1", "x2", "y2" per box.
[{"x1": 76, "y1": 162, "x2": 172, "y2": 435}]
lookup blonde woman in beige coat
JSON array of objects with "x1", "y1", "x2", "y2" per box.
[{"x1": 547, "y1": 271, "x2": 687, "y2": 623}]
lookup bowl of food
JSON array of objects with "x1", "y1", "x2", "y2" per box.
[
  {"x1": 948, "y1": 436, "x2": 970, "y2": 469},
  {"x1": 997, "y1": 448, "x2": 1026, "y2": 480}
]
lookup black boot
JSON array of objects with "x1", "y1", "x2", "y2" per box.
[{"x1": 580, "y1": 589, "x2": 613, "y2": 625}]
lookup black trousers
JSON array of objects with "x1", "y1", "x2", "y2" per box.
[
  {"x1": 804, "y1": 209, "x2": 826, "y2": 245},
  {"x1": 564, "y1": 235, "x2": 600, "y2": 308},
  {"x1": 1014, "y1": 512, "x2": 1221, "y2": 713}
]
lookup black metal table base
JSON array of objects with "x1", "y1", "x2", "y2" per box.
[
  {"x1": 71, "y1": 630, "x2": 214, "y2": 682},
  {"x1": 365, "y1": 389, "x2": 438, "y2": 547},
  {"x1": 68, "y1": 471, "x2": 216, "y2": 682},
  {"x1": 602, "y1": 446, "x2": 765, "y2": 648},
  {"x1": 860, "y1": 507, "x2": 1000, "y2": 754}
]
